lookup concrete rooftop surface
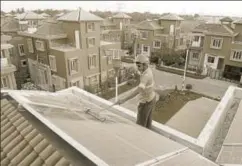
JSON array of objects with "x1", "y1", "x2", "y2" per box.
[
  {"x1": 166, "y1": 97, "x2": 219, "y2": 138},
  {"x1": 216, "y1": 99, "x2": 242, "y2": 165},
  {"x1": 0, "y1": 87, "x2": 220, "y2": 166}
]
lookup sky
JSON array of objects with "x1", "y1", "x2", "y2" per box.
[{"x1": 1, "y1": 1, "x2": 242, "y2": 17}]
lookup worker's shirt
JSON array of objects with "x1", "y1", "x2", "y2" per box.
[{"x1": 138, "y1": 67, "x2": 156, "y2": 103}]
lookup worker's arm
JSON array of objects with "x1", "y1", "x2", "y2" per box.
[
  {"x1": 116, "y1": 74, "x2": 148, "y2": 105},
  {"x1": 117, "y1": 86, "x2": 141, "y2": 104}
]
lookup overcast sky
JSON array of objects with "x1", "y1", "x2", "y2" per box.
[{"x1": 1, "y1": 1, "x2": 242, "y2": 17}]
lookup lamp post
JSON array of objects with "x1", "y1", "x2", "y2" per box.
[
  {"x1": 112, "y1": 50, "x2": 121, "y2": 102},
  {"x1": 182, "y1": 41, "x2": 191, "y2": 91}
]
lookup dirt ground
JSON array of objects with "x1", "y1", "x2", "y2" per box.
[{"x1": 153, "y1": 89, "x2": 219, "y2": 124}]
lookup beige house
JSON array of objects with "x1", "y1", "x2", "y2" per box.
[
  {"x1": 189, "y1": 17, "x2": 242, "y2": 81},
  {"x1": 135, "y1": 13, "x2": 186, "y2": 57},
  {"x1": 100, "y1": 12, "x2": 132, "y2": 45},
  {"x1": 1, "y1": 43, "x2": 17, "y2": 90},
  {"x1": 16, "y1": 8, "x2": 123, "y2": 92}
]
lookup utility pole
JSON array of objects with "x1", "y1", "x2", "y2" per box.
[{"x1": 182, "y1": 42, "x2": 191, "y2": 91}]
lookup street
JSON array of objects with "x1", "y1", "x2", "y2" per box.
[{"x1": 113, "y1": 63, "x2": 236, "y2": 112}]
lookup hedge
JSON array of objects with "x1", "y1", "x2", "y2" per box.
[{"x1": 156, "y1": 66, "x2": 207, "y2": 79}]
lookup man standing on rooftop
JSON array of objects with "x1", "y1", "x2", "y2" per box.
[{"x1": 116, "y1": 54, "x2": 156, "y2": 129}]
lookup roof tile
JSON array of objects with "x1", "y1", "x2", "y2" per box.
[
  {"x1": 58, "y1": 8, "x2": 103, "y2": 22},
  {"x1": 1, "y1": 99, "x2": 72, "y2": 166},
  {"x1": 159, "y1": 13, "x2": 184, "y2": 21},
  {"x1": 18, "y1": 151, "x2": 38, "y2": 166},
  {"x1": 45, "y1": 151, "x2": 63, "y2": 165},
  {"x1": 136, "y1": 20, "x2": 163, "y2": 30},
  {"x1": 112, "y1": 12, "x2": 132, "y2": 19},
  {"x1": 30, "y1": 157, "x2": 45, "y2": 166}
]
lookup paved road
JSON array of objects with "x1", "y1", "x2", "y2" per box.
[{"x1": 122, "y1": 63, "x2": 236, "y2": 98}]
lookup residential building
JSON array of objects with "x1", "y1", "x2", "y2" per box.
[
  {"x1": 16, "y1": 8, "x2": 124, "y2": 92},
  {"x1": 15, "y1": 11, "x2": 45, "y2": 32},
  {"x1": 189, "y1": 17, "x2": 242, "y2": 81},
  {"x1": 100, "y1": 12, "x2": 132, "y2": 45},
  {"x1": 135, "y1": 13, "x2": 185, "y2": 57},
  {"x1": 1, "y1": 43, "x2": 17, "y2": 90}
]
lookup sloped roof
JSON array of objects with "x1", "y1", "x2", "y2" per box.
[
  {"x1": 234, "y1": 19, "x2": 242, "y2": 24},
  {"x1": 180, "y1": 20, "x2": 205, "y2": 33},
  {"x1": 220, "y1": 16, "x2": 233, "y2": 22},
  {"x1": 112, "y1": 12, "x2": 132, "y2": 19},
  {"x1": 159, "y1": 13, "x2": 184, "y2": 21},
  {"x1": 15, "y1": 11, "x2": 45, "y2": 20},
  {"x1": 34, "y1": 20, "x2": 66, "y2": 37},
  {"x1": 101, "y1": 18, "x2": 116, "y2": 27},
  {"x1": 5, "y1": 13, "x2": 14, "y2": 17},
  {"x1": 0, "y1": 98, "x2": 73, "y2": 166},
  {"x1": 40, "y1": 13, "x2": 50, "y2": 17},
  {"x1": 1, "y1": 19, "x2": 19, "y2": 32},
  {"x1": 136, "y1": 20, "x2": 163, "y2": 30},
  {"x1": 193, "y1": 23, "x2": 235, "y2": 36},
  {"x1": 57, "y1": 8, "x2": 103, "y2": 22},
  {"x1": 56, "y1": 12, "x2": 64, "y2": 17}
]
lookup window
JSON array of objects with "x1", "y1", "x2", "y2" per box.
[
  {"x1": 124, "y1": 33, "x2": 128, "y2": 40},
  {"x1": 153, "y1": 41, "x2": 161, "y2": 48},
  {"x1": 192, "y1": 52, "x2": 199, "y2": 60},
  {"x1": 1, "y1": 76, "x2": 8, "y2": 88},
  {"x1": 231, "y1": 50, "x2": 242, "y2": 61},
  {"x1": 207, "y1": 56, "x2": 215, "y2": 63},
  {"x1": 68, "y1": 58, "x2": 79, "y2": 75},
  {"x1": 87, "y1": 22, "x2": 95, "y2": 32},
  {"x1": 21, "y1": 60, "x2": 27, "y2": 67},
  {"x1": 49, "y1": 55, "x2": 57, "y2": 72},
  {"x1": 210, "y1": 37, "x2": 223, "y2": 49},
  {"x1": 35, "y1": 40, "x2": 45, "y2": 51},
  {"x1": 143, "y1": 45, "x2": 149, "y2": 52},
  {"x1": 108, "y1": 69, "x2": 115, "y2": 78},
  {"x1": 88, "y1": 55, "x2": 97, "y2": 69},
  {"x1": 194, "y1": 36, "x2": 199, "y2": 42},
  {"x1": 88, "y1": 38, "x2": 95, "y2": 48},
  {"x1": 18, "y1": 44, "x2": 25, "y2": 56},
  {"x1": 141, "y1": 31, "x2": 148, "y2": 39},
  {"x1": 27, "y1": 38, "x2": 34, "y2": 53}
]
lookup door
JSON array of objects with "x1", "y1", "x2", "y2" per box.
[{"x1": 142, "y1": 44, "x2": 150, "y2": 57}]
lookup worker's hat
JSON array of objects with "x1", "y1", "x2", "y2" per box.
[{"x1": 135, "y1": 54, "x2": 149, "y2": 64}]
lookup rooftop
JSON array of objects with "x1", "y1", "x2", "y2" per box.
[
  {"x1": 220, "y1": 16, "x2": 233, "y2": 22},
  {"x1": 193, "y1": 23, "x2": 235, "y2": 36},
  {"x1": 15, "y1": 11, "x2": 45, "y2": 20},
  {"x1": 112, "y1": 12, "x2": 132, "y2": 19},
  {"x1": 135, "y1": 20, "x2": 163, "y2": 30},
  {"x1": 57, "y1": 8, "x2": 103, "y2": 22},
  {"x1": 1, "y1": 87, "x2": 220, "y2": 166},
  {"x1": 159, "y1": 13, "x2": 184, "y2": 21},
  {"x1": 216, "y1": 98, "x2": 242, "y2": 165},
  {"x1": 234, "y1": 19, "x2": 242, "y2": 24}
]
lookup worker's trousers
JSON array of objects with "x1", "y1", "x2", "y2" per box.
[{"x1": 136, "y1": 97, "x2": 156, "y2": 129}]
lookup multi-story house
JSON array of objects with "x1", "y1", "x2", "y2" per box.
[
  {"x1": 100, "y1": 12, "x2": 132, "y2": 44},
  {"x1": 188, "y1": 17, "x2": 242, "y2": 81},
  {"x1": 135, "y1": 13, "x2": 185, "y2": 57},
  {"x1": 15, "y1": 11, "x2": 45, "y2": 32},
  {"x1": 1, "y1": 42, "x2": 17, "y2": 90},
  {"x1": 16, "y1": 8, "x2": 123, "y2": 92}
]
